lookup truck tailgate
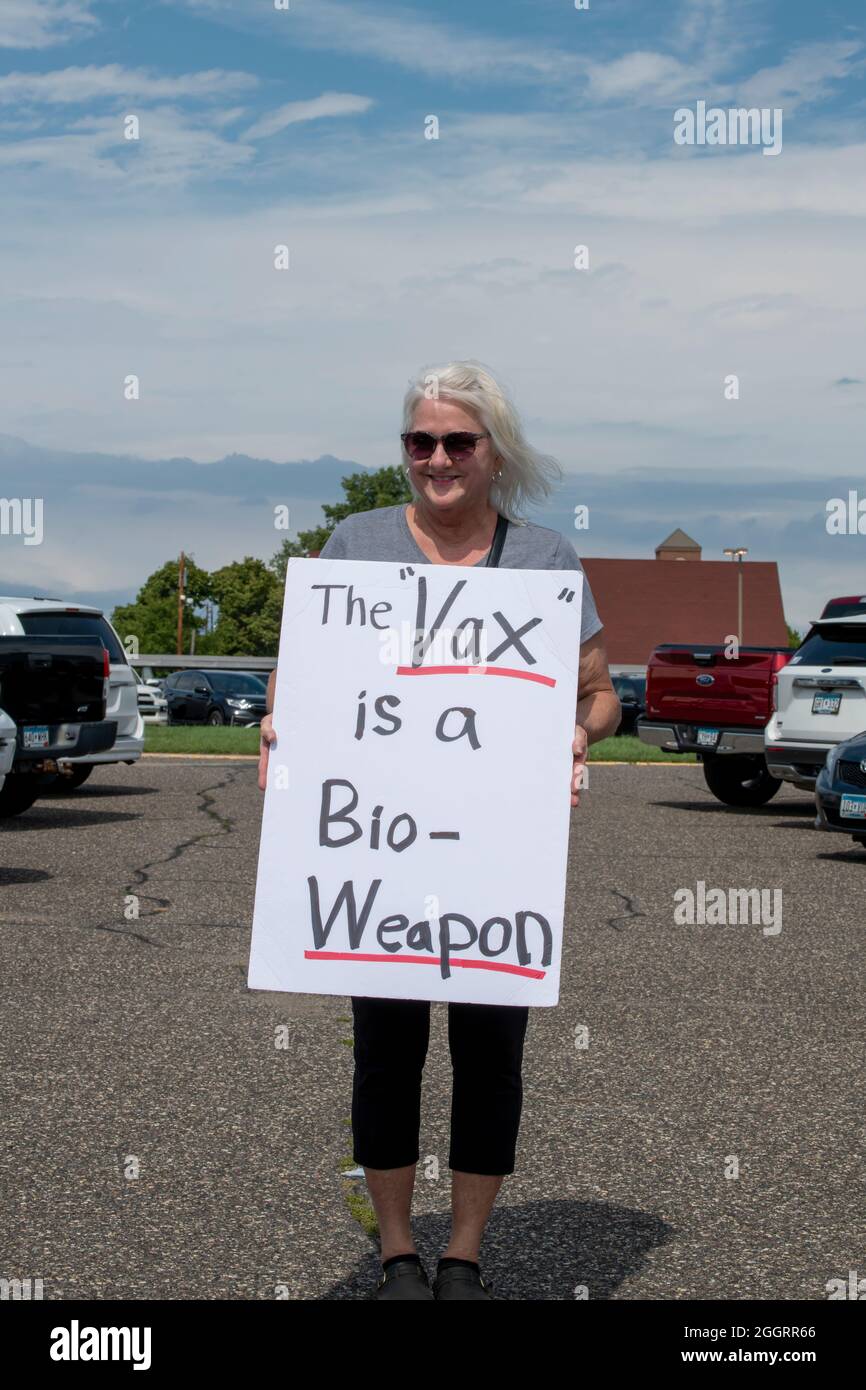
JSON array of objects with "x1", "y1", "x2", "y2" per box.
[{"x1": 646, "y1": 646, "x2": 788, "y2": 726}]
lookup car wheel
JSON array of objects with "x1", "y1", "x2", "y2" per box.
[
  {"x1": 0, "y1": 775, "x2": 42, "y2": 818},
  {"x1": 702, "y1": 754, "x2": 782, "y2": 807},
  {"x1": 207, "y1": 708, "x2": 225, "y2": 726}
]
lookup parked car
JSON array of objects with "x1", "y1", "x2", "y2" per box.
[
  {"x1": 163, "y1": 670, "x2": 268, "y2": 726},
  {"x1": 136, "y1": 680, "x2": 168, "y2": 725},
  {"x1": 638, "y1": 643, "x2": 794, "y2": 805},
  {"x1": 612, "y1": 675, "x2": 646, "y2": 734},
  {"x1": 815, "y1": 730, "x2": 866, "y2": 847},
  {"x1": 0, "y1": 634, "x2": 117, "y2": 816},
  {"x1": 0, "y1": 597, "x2": 143, "y2": 786},
  {"x1": 820, "y1": 595, "x2": 866, "y2": 620},
  {"x1": 765, "y1": 616, "x2": 866, "y2": 790},
  {"x1": 0, "y1": 707, "x2": 15, "y2": 794}
]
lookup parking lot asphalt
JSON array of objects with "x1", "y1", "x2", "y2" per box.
[{"x1": 1, "y1": 759, "x2": 863, "y2": 1301}]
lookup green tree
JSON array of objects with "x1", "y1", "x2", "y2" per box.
[
  {"x1": 201, "y1": 557, "x2": 283, "y2": 656},
  {"x1": 112, "y1": 557, "x2": 211, "y2": 655},
  {"x1": 269, "y1": 537, "x2": 308, "y2": 585},
  {"x1": 297, "y1": 464, "x2": 411, "y2": 555},
  {"x1": 786, "y1": 623, "x2": 802, "y2": 649},
  {"x1": 270, "y1": 465, "x2": 410, "y2": 573}
]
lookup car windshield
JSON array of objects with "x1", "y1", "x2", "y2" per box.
[
  {"x1": 794, "y1": 626, "x2": 866, "y2": 666},
  {"x1": 614, "y1": 677, "x2": 645, "y2": 700},
  {"x1": 18, "y1": 610, "x2": 126, "y2": 663},
  {"x1": 206, "y1": 672, "x2": 266, "y2": 694}
]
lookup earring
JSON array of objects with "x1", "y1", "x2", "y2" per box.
[{"x1": 493, "y1": 468, "x2": 502, "y2": 481}]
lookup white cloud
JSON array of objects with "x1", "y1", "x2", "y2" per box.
[
  {"x1": 585, "y1": 51, "x2": 719, "y2": 104},
  {"x1": 738, "y1": 40, "x2": 864, "y2": 111},
  {"x1": 0, "y1": 63, "x2": 258, "y2": 105},
  {"x1": 244, "y1": 91, "x2": 374, "y2": 141},
  {"x1": 673, "y1": 0, "x2": 764, "y2": 71},
  {"x1": 0, "y1": 106, "x2": 256, "y2": 184},
  {"x1": 0, "y1": 0, "x2": 98, "y2": 50},
  {"x1": 167, "y1": 0, "x2": 584, "y2": 85},
  {"x1": 521, "y1": 143, "x2": 866, "y2": 222}
]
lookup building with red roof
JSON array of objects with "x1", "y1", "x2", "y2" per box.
[{"x1": 581, "y1": 530, "x2": 788, "y2": 670}]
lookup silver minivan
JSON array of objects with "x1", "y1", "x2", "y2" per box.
[{"x1": 0, "y1": 596, "x2": 143, "y2": 786}]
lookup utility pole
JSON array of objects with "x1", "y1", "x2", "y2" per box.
[
  {"x1": 723, "y1": 547, "x2": 748, "y2": 644},
  {"x1": 177, "y1": 551, "x2": 186, "y2": 655}
]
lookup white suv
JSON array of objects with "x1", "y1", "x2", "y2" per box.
[
  {"x1": 0, "y1": 597, "x2": 143, "y2": 787},
  {"x1": 0, "y1": 707, "x2": 15, "y2": 792},
  {"x1": 765, "y1": 615, "x2": 866, "y2": 790}
]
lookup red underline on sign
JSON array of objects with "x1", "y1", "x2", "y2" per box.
[
  {"x1": 304, "y1": 950, "x2": 545, "y2": 980},
  {"x1": 395, "y1": 664, "x2": 556, "y2": 688}
]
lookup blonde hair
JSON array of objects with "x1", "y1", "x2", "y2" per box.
[{"x1": 402, "y1": 360, "x2": 561, "y2": 521}]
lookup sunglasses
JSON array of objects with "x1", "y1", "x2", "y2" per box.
[{"x1": 401, "y1": 430, "x2": 490, "y2": 463}]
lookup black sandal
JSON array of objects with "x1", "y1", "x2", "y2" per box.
[
  {"x1": 375, "y1": 1259, "x2": 435, "y2": 1301},
  {"x1": 433, "y1": 1266, "x2": 493, "y2": 1300}
]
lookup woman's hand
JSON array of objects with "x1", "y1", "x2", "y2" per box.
[
  {"x1": 571, "y1": 724, "x2": 588, "y2": 808},
  {"x1": 258, "y1": 713, "x2": 276, "y2": 791}
]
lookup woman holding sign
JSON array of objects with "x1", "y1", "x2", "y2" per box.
[{"x1": 260, "y1": 362, "x2": 619, "y2": 1300}]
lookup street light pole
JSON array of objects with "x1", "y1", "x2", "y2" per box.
[
  {"x1": 723, "y1": 547, "x2": 748, "y2": 644},
  {"x1": 177, "y1": 551, "x2": 186, "y2": 656}
]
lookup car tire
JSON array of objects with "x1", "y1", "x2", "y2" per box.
[
  {"x1": 64, "y1": 765, "x2": 94, "y2": 789},
  {"x1": 0, "y1": 775, "x2": 42, "y2": 818},
  {"x1": 207, "y1": 709, "x2": 225, "y2": 726},
  {"x1": 702, "y1": 754, "x2": 782, "y2": 807}
]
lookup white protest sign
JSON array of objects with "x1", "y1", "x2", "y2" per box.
[{"x1": 248, "y1": 557, "x2": 582, "y2": 1007}]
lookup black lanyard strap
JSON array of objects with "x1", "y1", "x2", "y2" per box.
[{"x1": 485, "y1": 513, "x2": 509, "y2": 568}]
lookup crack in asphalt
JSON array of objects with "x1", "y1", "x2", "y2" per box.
[
  {"x1": 607, "y1": 888, "x2": 648, "y2": 932},
  {"x1": 92, "y1": 771, "x2": 240, "y2": 947}
]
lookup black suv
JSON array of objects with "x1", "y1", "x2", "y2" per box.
[
  {"x1": 164, "y1": 670, "x2": 268, "y2": 726},
  {"x1": 612, "y1": 675, "x2": 646, "y2": 735}
]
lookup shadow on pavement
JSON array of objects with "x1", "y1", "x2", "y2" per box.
[
  {"x1": 0, "y1": 866, "x2": 52, "y2": 884},
  {"x1": 40, "y1": 783, "x2": 161, "y2": 799},
  {"x1": 652, "y1": 799, "x2": 814, "y2": 819},
  {"x1": 1, "y1": 809, "x2": 142, "y2": 831},
  {"x1": 321, "y1": 1198, "x2": 673, "y2": 1301}
]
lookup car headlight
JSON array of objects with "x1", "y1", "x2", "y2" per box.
[
  {"x1": 823, "y1": 745, "x2": 841, "y2": 779},
  {"x1": 226, "y1": 698, "x2": 251, "y2": 709}
]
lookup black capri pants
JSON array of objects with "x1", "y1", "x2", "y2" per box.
[{"x1": 351, "y1": 996, "x2": 530, "y2": 1176}]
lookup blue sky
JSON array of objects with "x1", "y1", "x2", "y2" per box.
[{"x1": 1, "y1": 0, "x2": 865, "y2": 630}]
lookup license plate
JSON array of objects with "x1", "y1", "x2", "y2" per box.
[
  {"x1": 696, "y1": 727, "x2": 720, "y2": 747},
  {"x1": 840, "y1": 794, "x2": 866, "y2": 819},
  {"x1": 23, "y1": 725, "x2": 49, "y2": 748},
  {"x1": 812, "y1": 693, "x2": 841, "y2": 714}
]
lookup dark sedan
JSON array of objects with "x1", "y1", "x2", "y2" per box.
[
  {"x1": 164, "y1": 670, "x2": 268, "y2": 726},
  {"x1": 815, "y1": 730, "x2": 866, "y2": 846}
]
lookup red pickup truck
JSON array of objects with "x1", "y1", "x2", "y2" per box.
[{"x1": 637, "y1": 644, "x2": 794, "y2": 806}]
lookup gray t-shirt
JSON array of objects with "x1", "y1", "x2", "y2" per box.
[{"x1": 319, "y1": 504, "x2": 603, "y2": 646}]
